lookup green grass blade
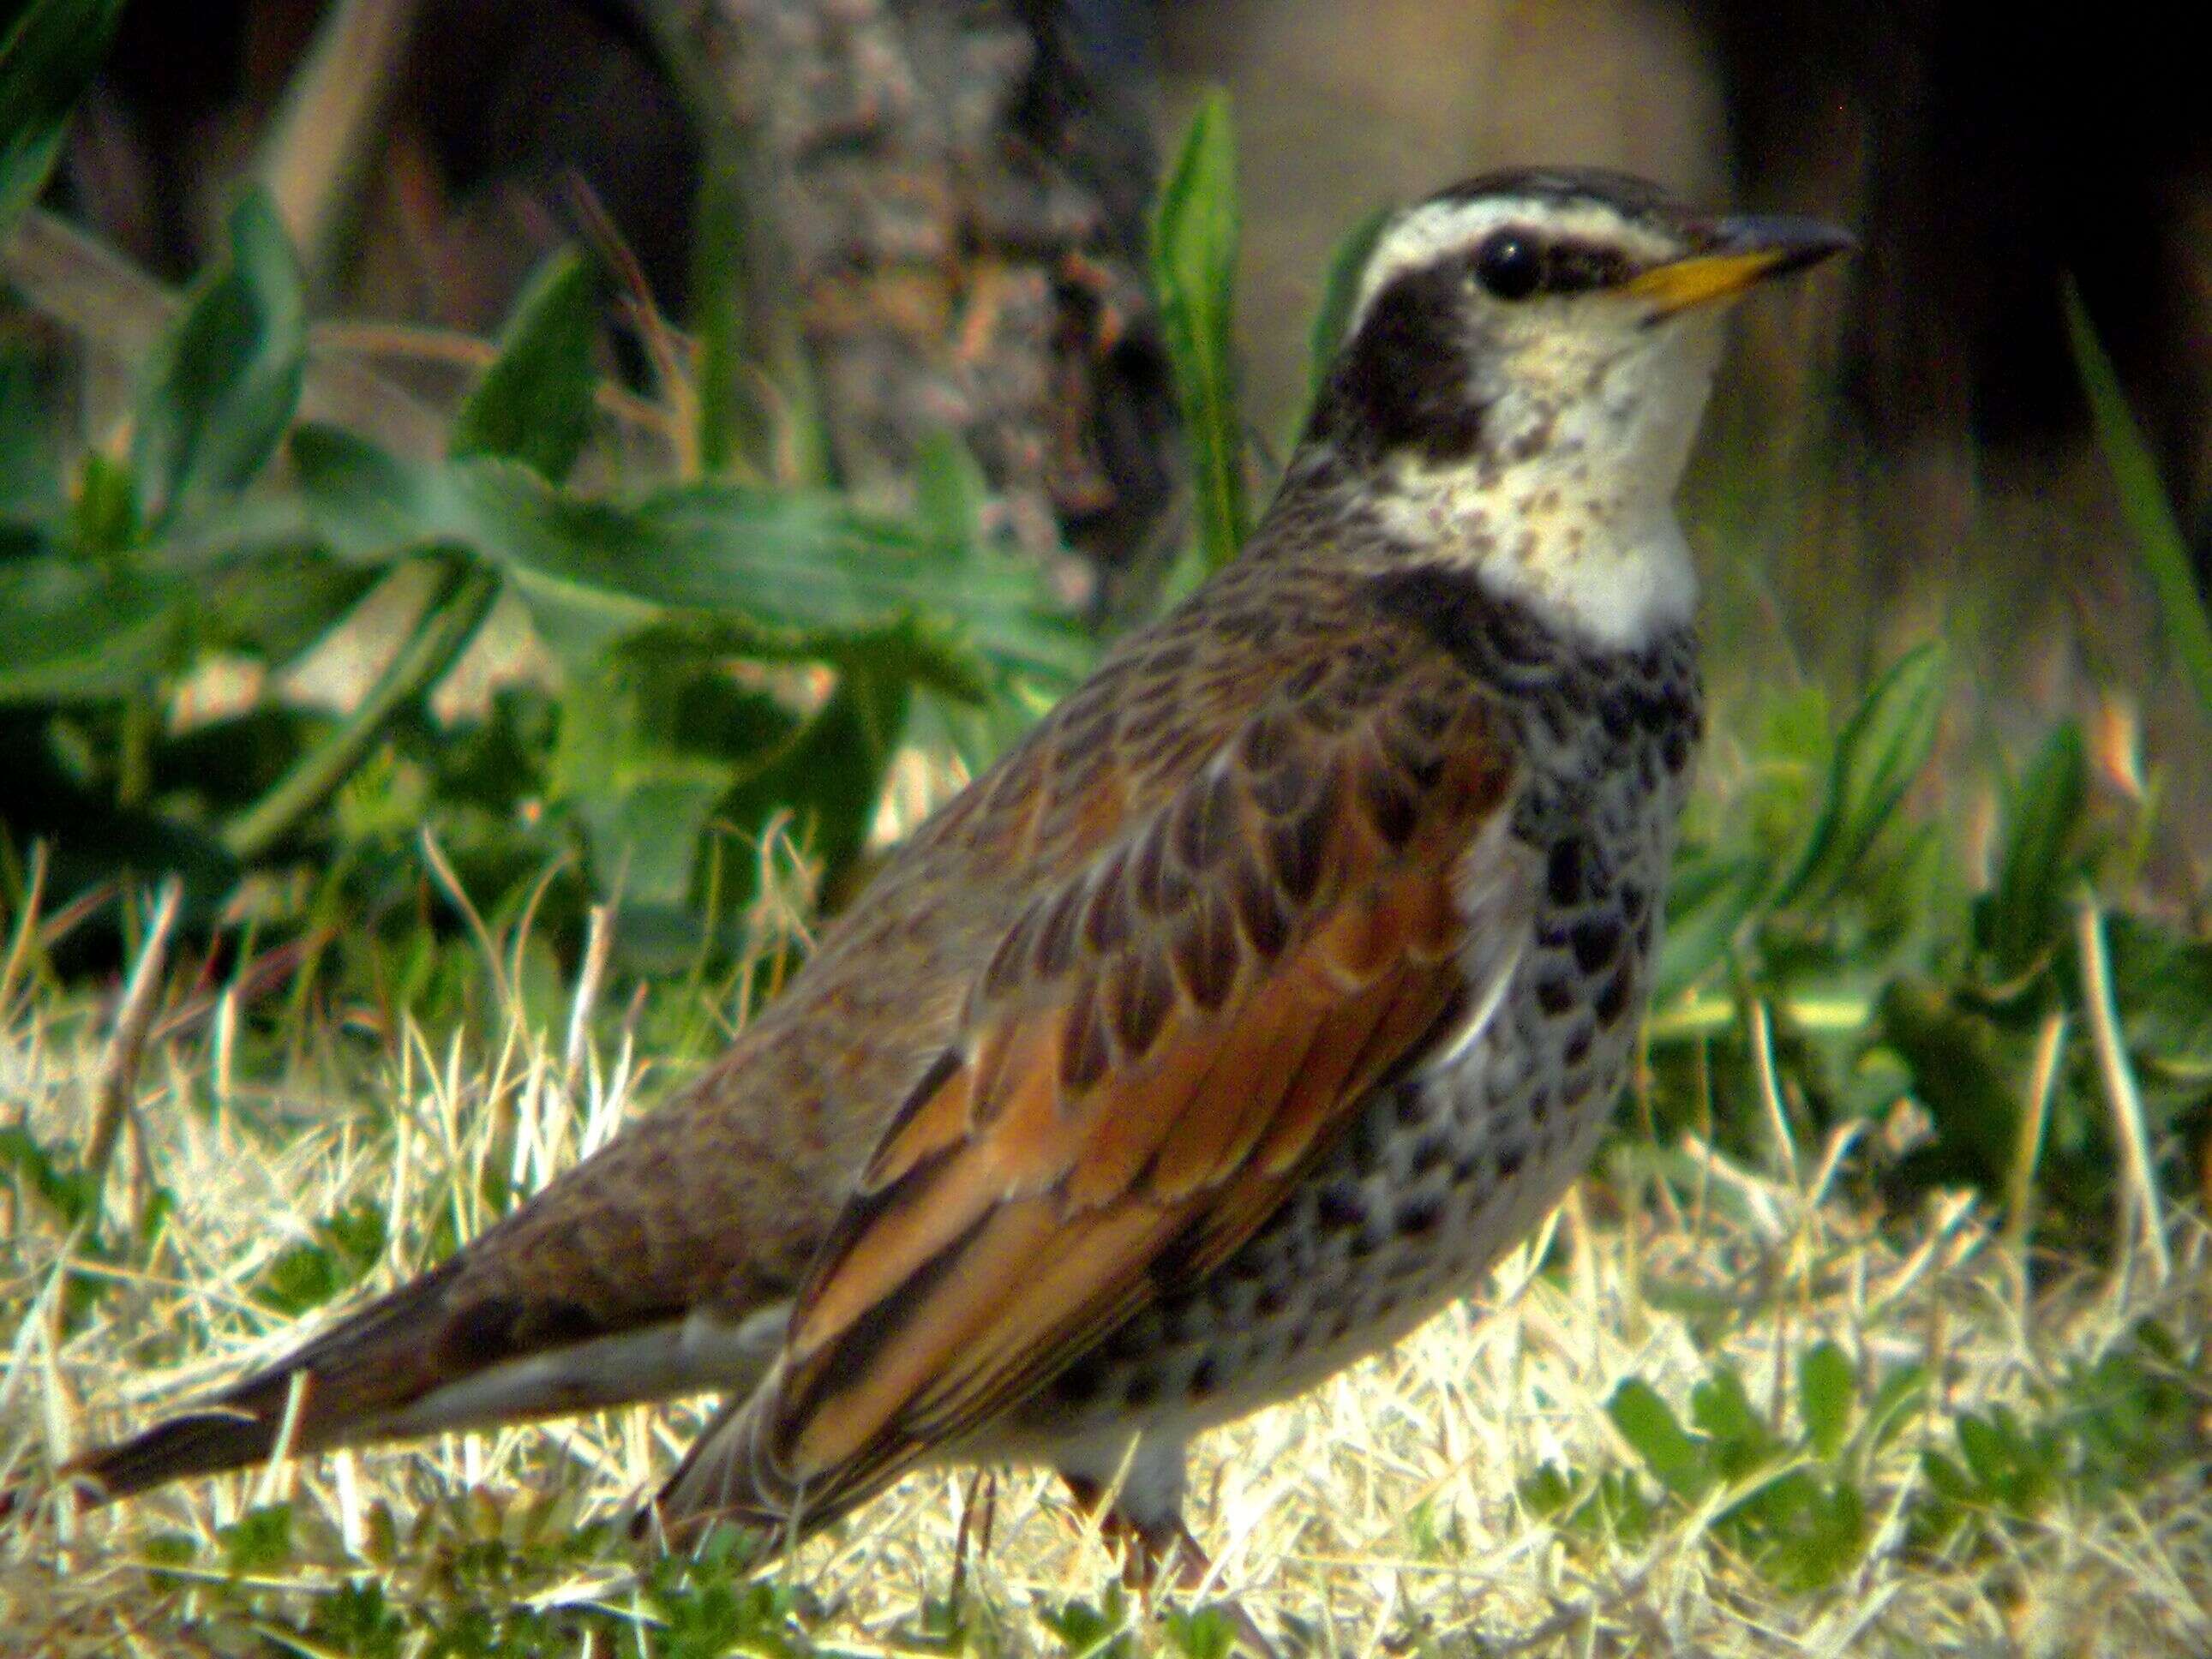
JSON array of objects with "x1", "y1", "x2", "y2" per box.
[
  {"x1": 0, "y1": 0, "x2": 124, "y2": 244},
  {"x1": 1149, "y1": 91, "x2": 1247, "y2": 572},
  {"x1": 1303, "y1": 201, "x2": 1392, "y2": 416},
  {"x1": 450, "y1": 249, "x2": 600, "y2": 483},
  {"x1": 1772, "y1": 643, "x2": 1947, "y2": 910},
  {"x1": 2064, "y1": 280, "x2": 2212, "y2": 723},
  {"x1": 130, "y1": 190, "x2": 309, "y2": 532}
]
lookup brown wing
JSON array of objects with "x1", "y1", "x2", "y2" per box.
[
  {"x1": 62, "y1": 563, "x2": 1439, "y2": 1507},
  {"x1": 669, "y1": 642, "x2": 1527, "y2": 1529}
]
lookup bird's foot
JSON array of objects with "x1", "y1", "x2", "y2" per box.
[{"x1": 1060, "y1": 1473, "x2": 1279, "y2": 1658}]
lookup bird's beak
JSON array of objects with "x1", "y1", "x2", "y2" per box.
[{"x1": 1624, "y1": 215, "x2": 1855, "y2": 314}]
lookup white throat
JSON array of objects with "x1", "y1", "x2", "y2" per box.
[{"x1": 1368, "y1": 314, "x2": 1719, "y2": 649}]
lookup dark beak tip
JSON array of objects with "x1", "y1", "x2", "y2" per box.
[{"x1": 1718, "y1": 213, "x2": 1858, "y2": 275}]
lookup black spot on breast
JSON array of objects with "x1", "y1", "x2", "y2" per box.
[
  {"x1": 1188, "y1": 1357, "x2": 1219, "y2": 1399},
  {"x1": 1409, "y1": 1134, "x2": 1448, "y2": 1177},
  {"x1": 1242, "y1": 712, "x2": 1292, "y2": 776},
  {"x1": 1055, "y1": 1361, "x2": 1106, "y2": 1405},
  {"x1": 1359, "y1": 765, "x2": 1421, "y2": 847},
  {"x1": 1173, "y1": 770, "x2": 1239, "y2": 870},
  {"x1": 1536, "y1": 972, "x2": 1577, "y2": 1016},
  {"x1": 981, "y1": 914, "x2": 1036, "y2": 1001},
  {"x1": 1317, "y1": 1180, "x2": 1368, "y2": 1232},
  {"x1": 1571, "y1": 914, "x2": 1623, "y2": 974},
  {"x1": 1170, "y1": 895, "x2": 1240, "y2": 1011},
  {"x1": 1547, "y1": 837, "x2": 1591, "y2": 907},
  {"x1": 1397, "y1": 1191, "x2": 1446, "y2": 1238},
  {"x1": 1249, "y1": 757, "x2": 1311, "y2": 818},
  {"x1": 1596, "y1": 961, "x2": 1634, "y2": 1026},
  {"x1": 1133, "y1": 822, "x2": 1193, "y2": 915},
  {"x1": 1124, "y1": 1374, "x2": 1160, "y2": 1410}
]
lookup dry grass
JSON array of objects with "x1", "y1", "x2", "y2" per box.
[{"x1": 2, "y1": 898, "x2": 2209, "y2": 1658}]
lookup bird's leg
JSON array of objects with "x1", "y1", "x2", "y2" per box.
[
  {"x1": 1059, "y1": 1470, "x2": 1212, "y2": 1592},
  {"x1": 948, "y1": 1470, "x2": 998, "y2": 1622},
  {"x1": 1058, "y1": 1442, "x2": 1277, "y2": 1659}
]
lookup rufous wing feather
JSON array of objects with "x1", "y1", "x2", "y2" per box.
[{"x1": 656, "y1": 646, "x2": 1532, "y2": 1535}]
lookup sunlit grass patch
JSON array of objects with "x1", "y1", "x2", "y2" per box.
[{"x1": 2, "y1": 880, "x2": 2207, "y2": 1657}]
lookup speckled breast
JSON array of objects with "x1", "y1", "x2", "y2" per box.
[{"x1": 1025, "y1": 588, "x2": 1703, "y2": 1439}]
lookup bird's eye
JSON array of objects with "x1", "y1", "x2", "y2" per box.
[{"x1": 1472, "y1": 232, "x2": 1543, "y2": 301}]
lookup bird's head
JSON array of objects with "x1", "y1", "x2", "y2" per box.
[{"x1": 1304, "y1": 169, "x2": 1852, "y2": 644}]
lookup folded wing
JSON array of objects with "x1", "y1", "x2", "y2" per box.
[{"x1": 656, "y1": 643, "x2": 1531, "y2": 1534}]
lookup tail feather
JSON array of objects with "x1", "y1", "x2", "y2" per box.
[
  {"x1": 61, "y1": 1276, "x2": 790, "y2": 1505},
  {"x1": 62, "y1": 1266, "x2": 470, "y2": 1501},
  {"x1": 63, "y1": 1391, "x2": 298, "y2": 1500}
]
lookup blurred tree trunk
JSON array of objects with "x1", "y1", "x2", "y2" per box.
[
  {"x1": 55, "y1": 0, "x2": 1182, "y2": 606},
  {"x1": 655, "y1": 0, "x2": 1182, "y2": 607}
]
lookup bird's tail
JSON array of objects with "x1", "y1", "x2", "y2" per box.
[
  {"x1": 57, "y1": 1263, "x2": 789, "y2": 1506},
  {"x1": 60, "y1": 1261, "x2": 472, "y2": 1501}
]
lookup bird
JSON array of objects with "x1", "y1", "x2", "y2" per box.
[{"x1": 57, "y1": 169, "x2": 1849, "y2": 1579}]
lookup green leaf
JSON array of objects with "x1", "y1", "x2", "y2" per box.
[
  {"x1": 131, "y1": 190, "x2": 308, "y2": 531},
  {"x1": 0, "y1": 555, "x2": 183, "y2": 700},
  {"x1": 449, "y1": 249, "x2": 600, "y2": 483},
  {"x1": 1861, "y1": 1363, "x2": 1928, "y2": 1455},
  {"x1": 1303, "y1": 201, "x2": 1393, "y2": 413},
  {"x1": 1150, "y1": 91, "x2": 1247, "y2": 572},
  {"x1": 0, "y1": 347, "x2": 61, "y2": 537},
  {"x1": 1165, "y1": 1606, "x2": 1236, "y2": 1659},
  {"x1": 1773, "y1": 644, "x2": 1947, "y2": 909},
  {"x1": 0, "y1": 1123, "x2": 94, "y2": 1223},
  {"x1": 219, "y1": 1504, "x2": 295, "y2": 1577},
  {"x1": 289, "y1": 422, "x2": 452, "y2": 561},
  {"x1": 1608, "y1": 1378, "x2": 1710, "y2": 1500},
  {"x1": 1877, "y1": 974, "x2": 2029, "y2": 1195},
  {"x1": 199, "y1": 546, "x2": 379, "y2": 667},
  {"x1": 2099, "y1": 913, "x2": 2212, "y2": 1084},
  {"x1": 554, "y1": 668, "x2": 722, "y2": 901},
  {"x1": 712, "y1": 653, "x2": 911, "y2": 911},
  {"x1": 294, "y1": 431, "x2": 1086, "y2": 686},
  {"x1": 0, "y1": 0, "x2": 124, "y2": 243},
  {"x1": 2065, "y1": 281, "x2": 2212, "y2": 722},
  {"x1": 1691, "y1": 1367, "x2": 1777, "y2": 1478},
  {"x1": 1652, "y1": 850, "x2": 1766, "y2": 1004},
  {"x1": 913, "y1": 428, "x2": 992, "y2": 548},
  {"x1": 255, "y1": 1201, "x2": 387, "y2": 1314},
  {"x1": 1955, "y1": 1407, "x2": 2057, "y2": 1516},
  {"x1": 69, "y1": 448, "x2": 138, "y2": 558},
  {"x1": 1799, "y1": 1341, "x2": 1855, "y2": 1459},
  {"x1": 1988, "y1": 722, "x2": 2087, "y2": 976}
]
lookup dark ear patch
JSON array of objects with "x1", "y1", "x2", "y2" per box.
[{"x1": 1312, "y1": 263, "x2": 1485, "y2": 467}]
